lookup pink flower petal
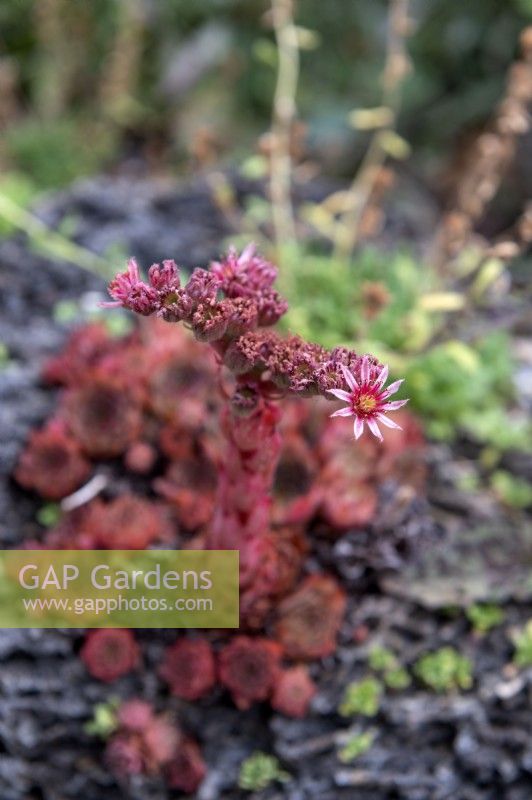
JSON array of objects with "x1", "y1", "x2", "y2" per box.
[
  {"x1": 239, "y1": 242, "x2": 256, "y2": 265},
  {"x1": 340, "y1": 364, "x2": 359, "y2": 391},
  {"x1": 375, "y1": 364, "x2": 389, "y2": 388},
  {"x1": 381, "y1": 399, "x2": 409, "y2": 411},
  {"x1": 377, "y1": 413, "x2": 402, "y2": 430},
  {"x1": 330, "y1": 407, "x2": 353, "y2": 418},
  {"x1": 327, "y1": 388, "x2": 352, "y2": 402},
  {"x1": 361, "y1": 356, "x2": 370, "y2": 384},
  {"x1": 367, "y1": 418, "x2": 383, "y2": 440},
  {"x1": 99, "y1": 300, "x2": 123, "y2": 309},
  {"x1": 127, "y1": 258, "x2": 140, "y2": 281},
  {"x1": 353, "y1": 417, "x2": 364, "y2": 439},
  {"x1": 382, "y1": 378, "x2": 404, "y2": 398}
]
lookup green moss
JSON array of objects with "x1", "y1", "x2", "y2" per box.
[
  {"x1": 491, "y1": 471, "x2": 532, "y2": 509},
  {"x1": 466, "y1": 603, "x2": 505, "y2": 635},
  {"x1": 512, "y1": 620, "x2": 532, "y2": 668},
  {"x1": 0, "y1": 343, "x2": 9, "y2": 369},
  {"x1": 338, "y1": 730, "x2": 376, "y2": 763},
  {"x1": 414, "y1": 647, "x2": 473, "y2": 693},
  {"x1": 368, "y1": 646, "x2": 397, "y2": 673},
  {"x1": 383, "y1": 666, "x2": 411, "y2": 690},
  {"x1": 280, "y1": 248, "x2": 434, "y2": 353},
  {"x1": 5, "y1": 117, "x2": 117, "y2": 190},
  {"x1": 339, "y1": 677, "x2": 382, "y2": 717},
  {"x1": 238, "y1": 752, "x2": 289, "y2": 792},
  {"x1": 278, "y1": 247, "x2": 521, "y2": 449},
  {"x1": 405, "y1": 334, "x2": 519, "y2": 444}
]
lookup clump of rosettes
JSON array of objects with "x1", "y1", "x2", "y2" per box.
[
  {"x1": 274, "y1": 575, "x2": 347, "y2": 660},
  {"x1": 165, "y1": 736, "x2": 207, "y2": 794},
  {"x1": 105, "y1": 733, "x2": 144, "y2": 777},
  {"x1": 42, "y1": 495, "x2": 170, "y2": 550},
  {"x1": 319, "y1": 472, "x2": 377, "y2": 530},
  {"x1": 272, "y1": 431, "x2": 320, "y2": 525},
  {"x1": 42, "y1": 322, "x2": 116, "y2": 386},
  {"x1": 143, "y1": 715, "x2": 182, "y2": 770},
  {"x1": 313, "y1": 407, "x2": 426, "y2": 530},
  {"x1": 11, "y1": 240, "x2": 420, "y2": 791},
  {"x1": 271, "y1": 666, "x2": 317, "y2": 718},
  {"x1": 154, "y1": 440, "x2": 218, "y2": 531},
  {"x1": 316, "y1": 429, "x2": 378, "y2": 529},
  {"x1": 159, "y1": 638, "x2": 216, "y2": 701},
  {"x1": 218, "y1": 636, "x2": 281, "y2": 710},
  {"x1": 145, "y1": 329, "x2": 217, "y2": 427},
  {"x1": 64, "y1": 374, "x2": 142, "y2": 457},
  {"x1": 81, "y1": 629, "x2": 140, "y2": 682},
  {"x1": 116, "y1": 699, "x2": 154, "y2": 732},
  {"x1": 14, "y1": 418, "x2": 90, "y2": 500},
  {"x1": 81, "y1": 495, "x2": 172, "y2": 549},
  {"x1": 105, "y1": 699, "x2": 181, "y2": 780}
]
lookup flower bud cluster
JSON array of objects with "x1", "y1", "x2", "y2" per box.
[
  {"x1": 105, "y1": 245, "x2": 287, "y2": 341},
  {"x1": 225, "y1": 333, "x2": 383, "y2": 399}
]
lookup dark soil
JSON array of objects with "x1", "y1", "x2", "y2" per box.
[{"x1": 0, "y1": 177, "x2": 531, "y2": 800}]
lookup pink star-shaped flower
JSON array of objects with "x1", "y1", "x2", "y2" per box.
[{"x1": 327, "y1": 358, "x2": 408, "y2": 441}]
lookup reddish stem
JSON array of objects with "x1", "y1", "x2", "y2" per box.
[{"x1": 207, "y1": 388, "x2": 283, "y2": 621}]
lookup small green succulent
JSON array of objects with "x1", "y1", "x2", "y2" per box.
[
  {"x1": 84, "y1": 698, "x2": 120, "y2": 738},
  {"x1": 339, "y1": 677, "x2": 382, "y2": 717},
  {"x1": 383, "y1": 666, "x2": 411, "y2": 690},
  {"x1": 238, "y1": 752, "x2": 289, "y2": 792},
  {"x1": 414, "y1": 647, "x2": 473, "y2": 693},
  {"x1": 36, "y1": 503, "x2": 62, "y2": 528},
  {"x1": 491, "y1": 471, "x2": 532, "y2": 509},
  {"x1": 512, "y1": 620, "x2": 532, "y2": 668},
  {"x1": 367, "y1": 645, "x2": 411, "y2": 690},
  {"x1": 338, "y1": 730, "x2": 376, "y2": 763},
  {"x1": 368, "y1": 646, "x2": 397, "y2": 672},
  {"x1": 466, "y1": 603, "x2": 505, "y2": 635},
  {"x1": 0, "y1": 343, "x2": 9, "y2": 369}
]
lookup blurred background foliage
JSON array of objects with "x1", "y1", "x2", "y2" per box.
[
  {"x1": 280, "y1": 248, "x2": 531, "y2": 447},
  {"x1": 1, "y1": 0, "x2": 531, "y2": 189}
]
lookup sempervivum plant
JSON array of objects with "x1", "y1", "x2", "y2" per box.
[
  {"x1": 12, "y1": 245, "x2": 420, "y2": 795},
  {"x1": 14, "y1": 418, "x2": 91, "y2": 500},
  {"x1": 104, "y1": 698, "x2": 205, "y2": 793},
  {"x1": 104, "y1": 245, "x2": 408, "y2": 621}
]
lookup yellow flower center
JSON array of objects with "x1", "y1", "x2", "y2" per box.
[{"x1": 357, "y1": 393, "x2": 377, "y2": 413}]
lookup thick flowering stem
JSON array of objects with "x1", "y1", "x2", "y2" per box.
[
  {"x1": 210, "y1": 396, "x2": 282, "y2": 549},
  {"x1": 208, "y1": 389, "x2": 283, "y2": 615},
  {"x1": 104, "y1": 246, "x2": 408, "y2": 620}
]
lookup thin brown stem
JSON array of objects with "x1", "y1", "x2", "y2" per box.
[
  {"x1": 270, "y1": 0, "x2": 299, "y2": 257},
  {"x1": 333, "y1": 0, "x2": 411, "y2": 263}
]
